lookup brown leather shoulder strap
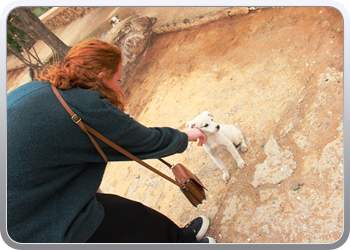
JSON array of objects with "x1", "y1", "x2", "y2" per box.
[
  {"x1": 83, "y1": 123, "x2": 181, "y2": 187},
  {"x1": 51, "y1": 84, "x2": 181, "y2": 187},
  {"x1": 51, "y1": 84, "x2": 108, "y2": 162}
]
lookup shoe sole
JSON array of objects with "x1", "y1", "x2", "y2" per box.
[
  {"x1": 205, "y1": 236, "x2": 216, "y2": 243},
  {"x1": 196, "y1": 216, "x2": 210, "y2": 241}
]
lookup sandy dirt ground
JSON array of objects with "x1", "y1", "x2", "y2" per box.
[{"x1": 7, "y1": 7, "x2": 344, "y2": 244}]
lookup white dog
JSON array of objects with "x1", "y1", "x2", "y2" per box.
[{"x1": 186, "y1": 111, "x2": 247, "y2": 183}]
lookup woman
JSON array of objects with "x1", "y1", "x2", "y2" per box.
[{"x1": 7, "y1": 39, "x2": 215, "y2": 243}]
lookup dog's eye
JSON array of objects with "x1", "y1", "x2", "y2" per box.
[{"x1": 203, "y1": 124, "x2": 209, "y2": 127}]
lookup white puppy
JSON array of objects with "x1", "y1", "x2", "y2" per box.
[{"x1": 186, "y1": 111, "x2": 247, "y2": 183}]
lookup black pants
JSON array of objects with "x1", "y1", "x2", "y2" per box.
[{"x1": 86, "y1": 193, "x2": 197, "y2": 243}]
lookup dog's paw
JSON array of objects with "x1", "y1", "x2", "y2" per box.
[
  {"x1": 223, "y1": 173, "x2": 230, "y2": 183},
  {"x1": 237, "y1": 160, "x2": 245, "y2": 169},
  {"x1": 241, "y1": 145, "x2": 248, "y2": 152}
]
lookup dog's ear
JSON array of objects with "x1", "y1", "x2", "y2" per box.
[
  {"x1": 186, "y1": 122, "x2": 197, "y2": 129},
  {"x1": 186, "y1": 121, "x2": 194, "y2": 129},
  {"x1": 203, "y1": 111, "x2": 214, "y2": 117}
]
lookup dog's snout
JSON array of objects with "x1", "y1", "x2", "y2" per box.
[{"x1": 216, "y1": 125, "x2": 220, "y2": 130}]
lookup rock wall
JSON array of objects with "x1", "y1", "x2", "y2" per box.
[
  {"x1": 152, "y1": 7, "x2": 254, "y2": 34},
  {"x1": 104, "y1": 15, "x2": 157, "y2": 84},
  {"x1": 40, "y1": 7, "x2": 97, "y2": 31}
]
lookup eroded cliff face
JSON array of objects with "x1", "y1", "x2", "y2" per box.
[{"x1": 100, "y1": 7, "x2": 343, "y2": 243}]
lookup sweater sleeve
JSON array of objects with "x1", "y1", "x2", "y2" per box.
[{"x1": 60, "y1": 87, "x2": 189, "y2": 161}]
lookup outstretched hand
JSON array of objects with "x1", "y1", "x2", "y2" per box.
[{"x1": 185, "y1": 128, "x2": 206, "y2": 146}]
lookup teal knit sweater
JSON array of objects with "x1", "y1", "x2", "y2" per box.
[{"x1": 7, "y1": 81, "x2": 188, "y2": 243}]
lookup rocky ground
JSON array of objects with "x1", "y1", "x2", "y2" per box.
[{"x1": 7, "y1": 7, "x2": 344, "y2": 244}]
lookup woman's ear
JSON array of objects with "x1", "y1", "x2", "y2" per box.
[{"x1": 97, "y1": 72, "x2": 105, "y2": 79}]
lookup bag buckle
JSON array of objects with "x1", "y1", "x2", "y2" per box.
[{"x1": 71, "y1": 114, "x2": 81, "y2": 124}]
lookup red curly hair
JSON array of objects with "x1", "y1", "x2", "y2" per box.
[{"x1": 38, "y1": 39, "x2": 125, "y2": 111}]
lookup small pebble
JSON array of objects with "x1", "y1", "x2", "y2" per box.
[{"x1": 293, "y1": 184, "x2": 300, "y2": 191}]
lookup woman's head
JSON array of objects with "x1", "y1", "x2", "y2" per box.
[{"x1": 38, "y1": 39, "x2": 124, "y2": 110}]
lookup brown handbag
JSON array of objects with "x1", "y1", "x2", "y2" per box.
[
  {"x1": 51, "y1": 84, "x2": 206, "y2": 207},
  {"x1": 158, "y1": 159, "x2": 207, "y2": 207}
]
